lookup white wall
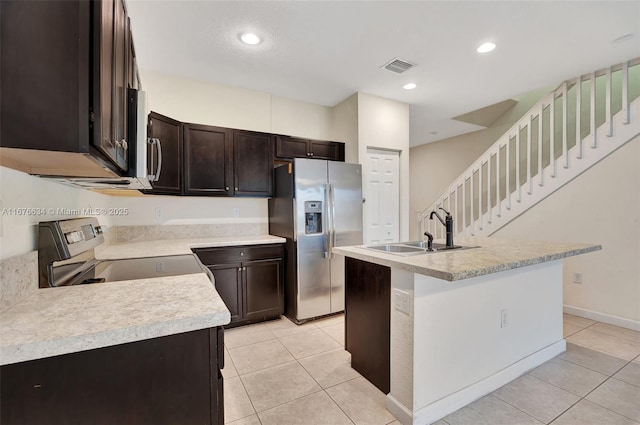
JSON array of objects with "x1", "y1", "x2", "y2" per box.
[
  {"x1": 495, "y1": 136, "x2": 640, "y2": 323},
  {"x1": 357, "y1": 93, "x2": 411, "y2": 241},
  {"x1": 0, "y1": 167, "x2": 112, "y2": 259}
]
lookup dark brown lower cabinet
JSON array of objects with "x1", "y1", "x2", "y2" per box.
[
  {"x1": 0, "y1": 328, "x2": 224, "y2": 425},
  {"x1": 194, "y1": 245, "x2": 284, "y2": 328},
  {"x1": 345, "y1": 257, "x2": 391, "y2": 394}
]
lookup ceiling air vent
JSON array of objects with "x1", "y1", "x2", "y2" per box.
[{"x1": 382, "y1": 58, "x2": 417, "y2": 74}]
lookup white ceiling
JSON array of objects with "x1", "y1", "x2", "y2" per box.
[{"x1": 126, "y1": 1, "x2": 640, "y2": 147}]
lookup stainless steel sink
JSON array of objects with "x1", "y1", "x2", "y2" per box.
[
  {"x1": 363, "y1": 241, "x2": 478, "y2": 256},
  {"x1": 401, "y1": 241, "x2": 431, "y2": 249},
  {"x1": 364, "y1": 244, "x2": 426, "y2": 255}
]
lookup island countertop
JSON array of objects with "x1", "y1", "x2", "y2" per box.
[
  {"x1": 0, "y1": 235, "x2": 285, "y2": 366},
  {"x1": 332, "y1": 237, "x2": 601, "y2": 281}
]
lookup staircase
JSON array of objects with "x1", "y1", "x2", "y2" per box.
[{"x1": 418, "y1": 58, "x2": 640, "y2": 240}]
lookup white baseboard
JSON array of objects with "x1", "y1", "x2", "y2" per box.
[
  {"x1": 386, "y1": 394, "x2": 413, "y2": 425},
  {"x1": 388, "y1": 340, "x2": 566, "y2": 425},
  {"x1": 563, "y1": 305, "x2": 640, "y2": 332}
]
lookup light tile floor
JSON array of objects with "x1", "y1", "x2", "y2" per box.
[{"x1": 223, "y1": 313, "x2": 640, "y2": 424}]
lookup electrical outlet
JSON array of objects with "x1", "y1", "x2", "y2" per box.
[
  {"x1": 233, "y1": 207, "x2": 240, "y2": 217},
  {"x1": 393, "y1": 289, "x2": 411, "y2": 315},
  {"x1": 573, "y1": 272, "x2": 583, "y2": 284},
  {"x1": 501, "y1": 309, "x2": 509, "y2": 328},
  {"x1": 154, "y1": 207, "x2": 164, "y2": 220}
]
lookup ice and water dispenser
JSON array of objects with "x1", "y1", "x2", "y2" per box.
[{"x1": 304, "y1": 201, "x2": 322, "y2": 234}]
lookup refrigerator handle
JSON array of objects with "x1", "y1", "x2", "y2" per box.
[
  {"x1": 293, "y1": 198, "x2": 297, "y2": 242},
  {"x1": 329, "y1": 183, "x2": 336, "y2": 258},
  {"x1": 323, "y1": 184, "x2": 331, "y2": 258}
]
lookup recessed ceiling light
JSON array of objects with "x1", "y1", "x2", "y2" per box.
[
  {"x1": 477, "y1": 42, "x2": 496, "y2": 53},
  {"x1": 403, "y1": 83, "x2": 417, "y2": 90},
  {"x1": 240, "y1": 32, "x2": 261, "y2": 45}
]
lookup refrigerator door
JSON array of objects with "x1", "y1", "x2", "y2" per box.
[
  {"x1": 328, "y1": 162, "x2": 363, "y2": 313},
  {"x1": 294, "y1": 159, "x2": 332, "y2": 320}
]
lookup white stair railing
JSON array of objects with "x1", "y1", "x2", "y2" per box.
[{"x1": 419, "y1": 58, "x2": 640, "y2": 240}]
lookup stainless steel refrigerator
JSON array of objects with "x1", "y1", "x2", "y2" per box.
[{"x1": 268, "y1": 158, "x2": 363, "y2": 324}]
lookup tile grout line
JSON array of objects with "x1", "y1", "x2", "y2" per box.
[
  {"x1": 546, "y1": 343, "x2": 640, "y2": 424},
  {"x1": 234, "y1": 316, "x2": 359, "y2": 424},
  {"x1": 490, "y1": 376, "x2": 571, "y2": 425},
  {"x1": 278, "y1": 319, "x2": 358, "y2": 425}
]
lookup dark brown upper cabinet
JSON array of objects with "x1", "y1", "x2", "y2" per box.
[
  {"x1": 182, "y1": 124, "x2": 274, "y2": 197},
  {"x1": 146, "y1": 112, "x2": 183, "y2": 195},
  {"x1": 274, "y1": 135, "x2": 345, "y2": 162},
  {"x1": 0, "y1": 0, "x2": 138, "y2": 174},
  {"x1": 183, "y1": 124, "x2": 233, "y2": 196},
  {"x1": 234, "y1": 130, "x2": 273, "y2": 197}
]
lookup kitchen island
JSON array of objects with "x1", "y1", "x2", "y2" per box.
[{"x1": 333, "y1": 237, "x2": 600, "y2": 425}]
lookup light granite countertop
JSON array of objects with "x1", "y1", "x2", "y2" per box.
[
  {"x1": 96, "y1": 235, "x2": 286, "y2": 260},
  {"x1": 0, "y1": 274, "x2": 229, "y2": 366},
  {"x1": 0, "y1": 235, "x2": 285, "y2": 366},
  {"x1": 332, "y1": 237, "x2": 601, "y2": 281}
]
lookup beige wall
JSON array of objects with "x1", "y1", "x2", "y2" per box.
[
  {"x1": 331, "y1": 94, "x2": 359, "y2": 164},
  {"x1": 495, "y1": 136, "x2": 640, "y2": 324},
  {"x1": 409, "y1": 86, "x2": 551, "y2": 238},
  {"x1": 358, "y1": 93, "x2": 411, "y2": 241}
]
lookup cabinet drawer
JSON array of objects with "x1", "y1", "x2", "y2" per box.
[{"x1": 194, "y1": 244, "x2": 283, "y2": 265}]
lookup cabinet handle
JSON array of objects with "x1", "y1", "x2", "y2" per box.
[
  {"x1": 243, "y1": 267, "x2": 246, "y2": 271},
  {"x1": 235, "y1": 187, "x2": 238, "y2": 191},
  {"x1": 225, "y1": 186, "x2": 229, "y2": 191},
  {"x1": 121, "y1": 140, "x2": 128, "y2": 150},
  {"x1": 240, "y1": 252, "x2": 244, "y2": 256},
  {"x1": 310, "y1": 152, "x2": 314, "y2": 157},
  {"x1": 238, "y1": 268, "x2": 242, "y2": 272}
]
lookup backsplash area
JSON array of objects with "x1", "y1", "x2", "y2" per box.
[
  {"x1": 0, "y1": 251, "x2": 37, "y2": 313},
  {"x1": 114, "y1": 222, "x2": 269, "y2": 243}
]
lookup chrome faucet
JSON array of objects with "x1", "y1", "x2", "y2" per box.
[
  {"x1": 423, "y1": 231, "x2": 434, "y2": 251},
  {"x1": 429, "y1": 208, "x2": 454, "y2": 248}
]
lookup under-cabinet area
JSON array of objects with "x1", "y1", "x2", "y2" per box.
[{"x1": 194, "y1": 244, "x2": 285, "y2": 327}]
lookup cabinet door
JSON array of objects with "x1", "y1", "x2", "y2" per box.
[
  {"x1": 112, "y1": 0, "x2": 128, "y2": 167},
  {"x1": 94, "y1": 0, "x2": 116, "y2": 166},
  {"x1": 147, "y1": 112, "x2": 183, "y2": 195},
  {"x1": 233, "y1": 130, "x2": 273, "y2": 197},
  {"x1": 309, "y1": 140, "x2": 345, "y2": 162},
  {"x1": 0, "y1": 330, "x2": 214, "y2": 425},
  {"x1": 208, "y1": 263, "x2": 243, "y2": 323},
  {"x1": 274, "y1": 135, "x2": 309, "y2": 159},
  {"x1": 243, "y1": 258, "x2": 284, "y2": 321},
  {"x1": 92, "y1": 0, "x2": 128, "y2": 172},
  {"x1": 184, "y1": 124, "x2": 233, "y2": 196},
  {"x1": 0, "y1": 1, "x2": 90, "y2": 153}
]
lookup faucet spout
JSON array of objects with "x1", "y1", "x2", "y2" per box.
[
  {"x1": 429, "y1": 208, "x2": 455, "y2": 248},
  {"x1": 429, "y1": 210, "x2": 445, "y2": 226}
]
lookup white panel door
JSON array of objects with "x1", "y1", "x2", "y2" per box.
[{"x1": 364, "y1": 149, "x2": 400, "y2": 244}]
